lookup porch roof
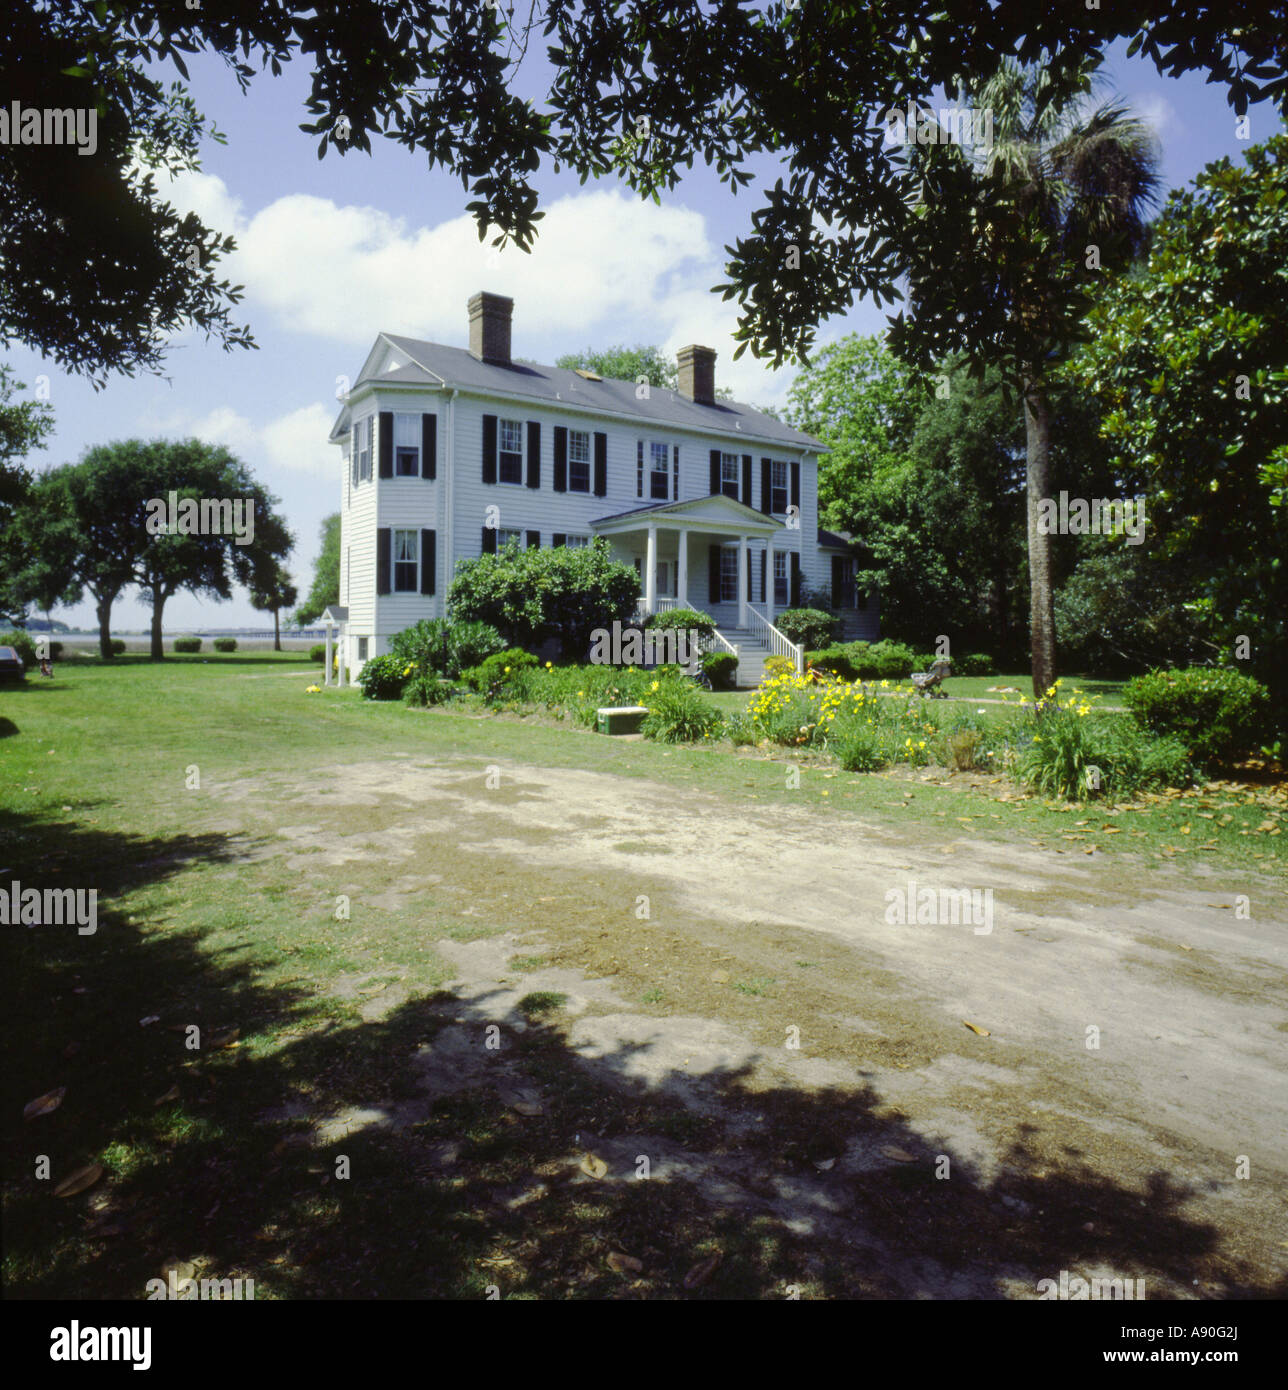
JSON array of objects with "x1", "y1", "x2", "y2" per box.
[{"x1": 592, "y1": 492, "x2": 782, "y2": 536}]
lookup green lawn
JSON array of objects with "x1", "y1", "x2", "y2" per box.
[{"x1": 1, "y1": 654, "x2": 1281, "y2": 1299}]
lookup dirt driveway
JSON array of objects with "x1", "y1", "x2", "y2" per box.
[{"x1": 222, "y1": 749, "x2": 1288, "y2": 1298}]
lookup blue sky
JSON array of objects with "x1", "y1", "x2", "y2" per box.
[{"x1": 9, "y1": 34, "x2": 1282, "y2": 631}]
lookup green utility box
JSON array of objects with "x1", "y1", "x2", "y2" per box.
[{"x1": 597, "y1": 705, "x2": 649, "y2": 735}]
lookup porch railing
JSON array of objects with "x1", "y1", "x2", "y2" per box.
[
  {"x1": 633, "y1": 595, "x2": 681, "y2": 622},
  {"x1": 746, "y1": 604, "x2": 804, "y2": 673}
]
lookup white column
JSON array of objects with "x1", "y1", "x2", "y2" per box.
[
  {"x1": 738, "y1": 533, "x2": 749, "y2": 627},
  {"x1": 338, "y1": 632, "x2": 348, "y2": 688},
  {"x1": 324, "y1": 622, "x2": 333, "y2": 686},
  {"x1": 676, "y1": 529, "x2": 689, "y2": 608},
  {"x1": 765, "y1": 535, "x2": 775, "y2": 622},
  {"x1": 645, "y1": 524, "x2": 658, "y2": 615}
]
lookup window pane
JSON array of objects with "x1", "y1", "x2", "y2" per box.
[{"x1": 569, "y1": 431, "x2": 590, "y2": 463}]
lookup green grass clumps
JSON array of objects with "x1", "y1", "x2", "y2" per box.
[
  {"x1": 517, "y1": 991, "x2": 567, "y2": 1018},
  {"x1": 640, "y1": 678, "x2": 725, "y2": 744}
]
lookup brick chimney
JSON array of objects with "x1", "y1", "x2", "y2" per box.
[
  {"x1": 677, "y1": 344, "x2": 716, "y2": 405},
  {"x1": 468, "y1": 291, "x2": 513, "y2": 365}
]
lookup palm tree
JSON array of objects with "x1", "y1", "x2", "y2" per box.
[{"x1": 892, "y1": 62, "x2": 1160, "y2": 697}]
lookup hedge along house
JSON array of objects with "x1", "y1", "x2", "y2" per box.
[{"x1": 328, "y1": 292, "x2": 878, "y2": 685}]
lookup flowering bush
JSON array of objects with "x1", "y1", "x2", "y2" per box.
[
  {"x1": 461, "y1": 648, "x2": 538, "y2": 702},
  {"x1": 357, "y1": 653, "x2": 409, "y2": 701}
]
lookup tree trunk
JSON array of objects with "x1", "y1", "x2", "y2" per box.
[
  {"x1": 95, "y1": 597, "x2": 113, "y2": 660},
  {"x1": 1023, "y1": 375, "x2": 1057, "y2": 699},
  {"x1": 273, "y1": 607, "x2": 281, "y2": 651},
  {"x1": 149, "y1": 589, "x2": 166, "y2": 660}
]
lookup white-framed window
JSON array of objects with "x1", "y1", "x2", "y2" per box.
[
  {"x1": 496, "y1": 527, "x2": 523, "y2": 549},
  {"x1": 655, "y1": 560, "x2": 675, "y2": 598},
  {"x1": 394, "y1": 529, "x2": 418, "y2": 591},
  {"x1": 771, "y1": 460, "x2": 788, "y2": 514},
  {"x1": 720, "y1": 452, "x2": 740, "y2": 500},
  {"x1": 499, "y1": 419, "x2": 524, "y2": 484},
  {"x1": 394, "y1": 413, "x2": 420, "y2": 476},
  {"x1": 774, "y1": 550, "x2": 788, "y2": 606},
  {"x1": 636, "y1": 440, "x2": 644, "y2": 498},
  {"x1": 355, "y1": 416, "x2": 372, "y2": 482},
  {"x1": 672, "y1": 444, "x2": 680, "y2": 501},
  {"x1": 719, "y1": 545, "x2": 739, "y2": 602},
  {"x1": 650, "y1": 441, "x2": 669, "y2": 500},
  {"x1": 562, "y1": 534, "x2": 590, "y2": 548},
  {"x1": 569, "y1": 429, "x2": 591, "y2": 492},
  {"x1": 357, "y1": 636, "x2": 369, "y2": 661}
]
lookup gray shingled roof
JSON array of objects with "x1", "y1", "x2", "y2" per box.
[{"x1": 362, "y1": 334, "x2": 824, "y2": 452}]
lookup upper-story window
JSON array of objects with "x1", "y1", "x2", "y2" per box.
[
  {"x1": 720, "y1": 452, "x2": 740, "y2": 500},
  {"x1": 393, "y1": 529, "x2": 418, "y2": 591},
  {"x1": 771, "y1": 460, "x2": 788, "y2": 514},
  {"x1": 499, "y1": 419, "x2": 524, "y2": 484},
  {"x1": 353, "y1": 416, "x2": 372, "y2": 483},
  {"x1": 394, "y1": 414, "x2": 420, "y2": 476},
  {"x1": 649, "y1": 442, "x2": 669, "y2": 500},
  {"x1": 568, "y1": 430, "x2": 591, "y2": 492}
]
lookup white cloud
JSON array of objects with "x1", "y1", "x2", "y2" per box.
[
  {"x1": 1127, "y1": 93, "x2": 1180, "y2": 146},
  {"x1": 138, "y1": 401, "x2": 336, "y2": 478},
  {"x1": 159, "y1": 170, "x2": 797, "y2": 406}
]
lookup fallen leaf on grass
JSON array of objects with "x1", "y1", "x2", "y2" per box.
[
  {"x1": 683, "y1": 1252, "x2": 722, "y2": 1289},
  {"x1": 208, "y1": 1027, "x2": 240, "y2": 1049},
  {"x1": 24, "y1": 1086, "x2": 66, "y2": 1119},
  {"x1": 54, "y1": 1163, "x2": 103, "y2": 1197},
  {"x1": 139, "y1": 1015, "x2": 161, "y2": 1027},
  {"x1": 963, "y1": 1020, "x2": 991, "y2": 1036},
  {"x1": 607, "y1": 1251, "x2": 643, "y2": 1274},
  {"x1": 153, "y1": 1085, "x2": 180, "y2": 1106},
  {"x1": 579, "y1": 1153, "x2": 609, "y2": 1180},
  {"x1": 881, "y1": 1146, "x2": 917, "y2": 1163}
]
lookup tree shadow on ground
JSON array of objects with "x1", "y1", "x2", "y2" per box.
[{"x1": 6, "y1": 835, "x2": 1284, "y2": 1300}]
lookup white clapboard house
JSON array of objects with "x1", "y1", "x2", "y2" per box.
[{"x1": 324, "y1": 292, "x2": 878, "y2": 686}]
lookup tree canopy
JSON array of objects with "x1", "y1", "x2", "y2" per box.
[
  {"x1": 4, "y1": 2, "x2": 1284, "y2": 381},
  {"x1": 294, "y1": 513, "x2": 341, "y2": 626}
]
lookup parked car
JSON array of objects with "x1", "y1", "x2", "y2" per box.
[{"x1": 0, "y1": 645, "x2": 25, "y2": 681}]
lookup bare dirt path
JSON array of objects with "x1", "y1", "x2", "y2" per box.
[{"x1": 219, "y1": 750, "x2": 1288, "y2": 1298}]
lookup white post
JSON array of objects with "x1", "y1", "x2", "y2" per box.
[
  {"x1": 338, "y1": 632, "x2": 347, "y2": 688},
  {"x1": 676, "y1": 528, "x2": 688, "y2": 608},
  {"x1": 765, "y1": 536, "x2": 775, "y2": 622},
  {"x1": 645, "y1": 523, "x2": 658, "y2": 616},
  {"x1": 324, "y1": 622, "x2": 333, "y2": 686},
  {"x1": 737, "y1": 533, "x2": 749, "y2": 628}
]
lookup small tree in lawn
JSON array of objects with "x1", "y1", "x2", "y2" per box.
[
  {"x1": 448, "y1": 538, "x2": 639, "y2": 661},
  {"x1": 250, "y1": 562, "x2": 298, "y2": 651},
  {"x1": 293, "y1": 513, "x2": 340, "y2": 626}
]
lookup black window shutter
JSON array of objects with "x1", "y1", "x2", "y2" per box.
[
  {"x1": 378, "y1": 411, "x2": 393, "y2": 478},
  {"x1": 709, "y1": 450, "x2": 720, "y2": 495},
  {"x1": 790, "y1": 461, "x2": 801, "y2": 509},
  {"x1": 527, "y1": 421, "x2": 540, "y2": 489},
  {"x1": 790, "y1": 551, "x2": 801, "y2": 606},
  {"x1": 421, "y1": 529, "x2": 436, "y2": 595},
  {"x1": 526, "y1": 530, "x2": 540, "y2": 549},
  {"x1": 760, "y1": 550, "x2": 767, "y2": 603},
  {"x1": 747, "y1": 546, "x2": 753, "y2": 599},
  {"x1": 761, "y1": 459, "x2": 771, "y2": 514},
  {"x1": 482, "y1": 526, "x2": 497, "y2": 555},
  {"x1": 552, "y1": 533, "x2": 566, "y2": 548},
  {"x1": 421, "y1": 414, "x2": 437, "y2": 479},
  {"x1": 593, "y1": 432, "x2": 607, "y2": 497},
  {"x1": 482, "y1": 414, "x2": 497, "y2": 484},
  {"x1": 742, "y1": 454, "x2": 752, "y2": 507},
  {"x1": 708, "y1": 545, "x2": 721, "y2": 604},
  {"x1": 553, "y1": 426, "x2": 568, "y2": 492},
  {"x1": 376, "y1": 527, "x2": 391, "y2": 594}
]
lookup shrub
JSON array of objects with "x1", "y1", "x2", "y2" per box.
[
  {"x1": 309, "y1": 644, "x2": 326, "y2": 663},
  {"x1": 806, "y1": 646, "x2": 858, "y2": 680},
  {"x1": 850, "y1": 640, "x2": 922, "y2": 680},
  {"x1": 774, "y1": 608, "x2": 837, "y2": 650},
  {"x1": 390, "y1": 617, "x2": 508, "y2": 679},
  {"x1": 640, "y1": 679, "x2": 725, "y2": 743},
  {"x1": 702, "y1": 650, "x2": 738, "y2": 690},
  {"x1": 725, "y1": 712, "x2": 757, "y2": 747},
  {"x1": 357, "y1": 653, "x2": 409, "y2": 700},
  {"x1": 110, "y1": 639, "x2": 125, "y2": 656},
  {"x1": 0, "y1": 630, "x2": 37, "y2": 665},
  {"x1": 212, "y1": 637, "x2": 237, "y2": 653},
  {"x1": 955, "y1": 652, "x2": 995, "y2": 676},
  {"x1": 449, "y1": 537, "x2": 639, "y2": 660},
  {"x1": 1123, "y1": 666, "x2": 1272, "y2": 766},
  {"x1": 173, "y1": 636, "x2": 202, "y2": 653},
  {"x1": 48, "y1": 641, "x2": 63, "y2": 660},
  {"x1": 462, "y1": 648, "x2": 539, "y2": 700},
  {"x1": 403, "y1": 673, "x2": 458, "y2": 707},
  {"x1": 643, "y1": 607, "x2": 716, "y2": 638}
]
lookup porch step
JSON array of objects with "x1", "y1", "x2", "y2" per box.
[{"x1": 710, "y1": 629, "x2": 778, "y2": 689}]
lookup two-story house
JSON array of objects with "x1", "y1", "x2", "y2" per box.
[{"x1": 325, "y1": 292, "x2": 877, "y2": 685}]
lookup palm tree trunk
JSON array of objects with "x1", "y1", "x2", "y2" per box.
[
  {"x1": 1023, "y1": 375, "x2": 1057, "y2": 698},
  {"x1": 273, "y1": 607, "x2": 281, "y2": 651},
  {"x1": 149, "y1": 588, "x2": 166, "y2": 660}
]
